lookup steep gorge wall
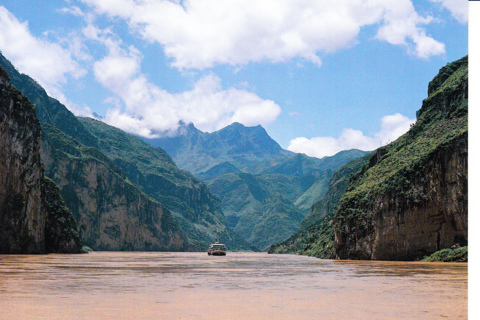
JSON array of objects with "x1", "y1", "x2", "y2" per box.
[
  {"x1": 0, "y1": 68, "x2": 46, "y2": 253},
  {"x1": 371, "y1": 133, "x2": 467, "y2": 260},
  {"x1": 335, "y1": 133, "x2": 467, "y2": 260},
  {"x1": 0, "y1": 67, "x2": 82, "y2": 254},
  {"x1": 333, "y1": 56, "x2": 468, "y2": 260},
  {"x1": 40, "y1": 125, "x2": 187, "y2": 251}
]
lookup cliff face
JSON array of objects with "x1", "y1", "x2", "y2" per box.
[
  {"x1": 378, "y1": 134, "x2": 467, "y2": 259},
  {"x1": 44, "y1": 177, "x2": 83, "y2": 253},
  {"x1": 333, "y1": 56, "x2": 468, "y2": 260},
  {"x1": 0, "y1": 68, "x2": 46, "y2": 253},
  {"x1": 77, "y1": 117, "x2": 252, "y2": 251},
  {"x1": 40, "y1": 123, "x2": 186, "y2": 251},
  {"x1": 269, "y1": 153, "x2": 370, "y2": 257},
  {"x1": 0, "y1": 52, "x2": 249, "y2": 252},
  {"x1": 0, "y1": 67, "x2": 82, "y2": 254}
]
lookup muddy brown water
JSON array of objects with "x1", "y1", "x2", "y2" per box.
[{"x1": 0, "y1": 252, "x2": 467, "y2": 319}]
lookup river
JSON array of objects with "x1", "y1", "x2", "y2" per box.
[{"x1": 0, "y1": 252, "x2": 467, "y2": 319}]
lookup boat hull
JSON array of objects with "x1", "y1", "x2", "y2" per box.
[{"x1": 208, "y1": 250, "x2": 226, "y2": 256}]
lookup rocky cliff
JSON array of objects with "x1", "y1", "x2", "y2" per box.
[
  {"x1": 43, "y1": 177, "x2": 83, "y2": 253},
  {"x1": 0, "y1": 53, "x2": 250, "y2": 252},
  {"x1": 0, "y1": 67, "x2": 46, "y2": 253},
  {"x1": 333, "y1": 56, "x2": 468, "y2": 260},
  {"x1": 0, "y1": 66, "x2": 82, "y2": 253},
  {"x1": 269, "y1": 153, "x2": 370, "y2": 257},
  {"x1": 77, "y1": 117, "x2": 250, "y2": 251},
  {"x1": 41, "y1": 122, "x2": 187, "y2": 251}
]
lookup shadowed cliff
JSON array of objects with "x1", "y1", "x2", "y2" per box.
[{"x1": 0, "y1": 66, "x2": 82, "y2": 254}]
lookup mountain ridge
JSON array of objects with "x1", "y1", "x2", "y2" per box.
[
  {"x1": 0, "y1": 52, "x2": 251, "y2": 252},
  {"x1": 144, "y1": 121, "x2": 292, "y2": 176},
  {"x1": 271, "y1": 55, "x2": 468, "y2": 261}
]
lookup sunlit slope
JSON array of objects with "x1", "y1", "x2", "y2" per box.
[
  {"x1": 271, "y1": 56, "x2": 467, "y2": 261},
  {"x1": 333, "y1": 56, "x2": 467, "y2": 260}
]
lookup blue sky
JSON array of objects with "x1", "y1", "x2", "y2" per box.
[{"x1": 0, "y1": 0, "x2": 468, "y2": 158}]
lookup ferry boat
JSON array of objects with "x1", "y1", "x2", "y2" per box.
[{"x1": 208, "y1": 242, "x2": 226, "y2": 256}]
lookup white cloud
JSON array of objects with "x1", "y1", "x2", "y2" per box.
[
  {"x1": 287, "y1": 113, "x2": 415, "y2": 158},
  {"x1": 375, "y1": 1, "x2": 445, "y2": 58},
  {"x1": 58, "y1": 6, "x2": 85, "y2": 17},
  {"x1": 93, "y1": 38, "x2": 281, "y2": 137},
  {"x1": 431, "y1": 0, "x2": 468, "y2": 23},
  {"x1": 0, "y1": 6, "x2": 86, "y2": 98},
  {"x1": 83, "y1": 0, "x2": 446, "y2": 70},
  {"x1": 374, "y1": 113, "x2": 415, "y2": 143}
]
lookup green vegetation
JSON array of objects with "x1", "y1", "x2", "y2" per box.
[
  {"x1": 82, "y1": 246, "x2": 94, "y2": 252},
  {"x1": 271, "y1": 56, "x2": 468, "y2": 260},
  {"x1": 0, "y1": 65, "x2": 10, "y2": 82},
  {"x1": 140, "y1": 102, "x2": 367, "y2": 250},
  {"x1": 145, "y1": 122, "x2": 291, "y2": 176},
  {"x1": 334, "y1": 56, "x2": 467, "y2": 250},
  {"x1": 1, "y1": 52, "x2": 250, "y2": 252},
  {"x1": 422, "y1": 246, "x2": 468, "y2": 262},
  {"x1": 41, "y1": 121, "x2": 189, "y2": 251},
  {"x1": 269, "y1": 153, "x2": 370, "y2": 257},
  {"x1": 43, "y1": 177, "x2": 83, "y2": 253},
  {"x1": 0, "y1": 53, "x2": 98, "y2": 148},
  {"x1": 77, "y1": 117, "x2": 252, "y2": 251},
  {"x1": 206, "y1": 150, "x2": 367, "y2": 249},
  {"x1": 270, "y1": 213, "x2": 335, "y2": 258}
]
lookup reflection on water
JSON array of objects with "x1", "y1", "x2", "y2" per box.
[{"x1": 0, "y1": 252, "x2": 467, "y2": 320}]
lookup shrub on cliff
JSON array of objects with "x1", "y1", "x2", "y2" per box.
[
  {"x1": 422, "y1": 246, "x2": 468, "y2": 262},
  {"x1": 44, "y1": 177, "x2": 83, "y2": 253}
]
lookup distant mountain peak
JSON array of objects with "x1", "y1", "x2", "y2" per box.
[{"x1": 142, "y1": 121, "x2": 288, "y2": 176}]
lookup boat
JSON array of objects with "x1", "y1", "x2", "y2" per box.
[{"x1": 208, "y1": 242, "x2": 226, "y2": 256}]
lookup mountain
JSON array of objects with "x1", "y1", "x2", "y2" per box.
[
  {"x1": 146, "y1": 118, "x2": 368, "y2": 249},
  {"x1": 0, "y1": 66, "x2": 82, "y2": 254},
  {"x1": 333, "y1": 56, "x2": 467, "y2": 260},
  {"x1": 207, "y1": 172, "x2": 304, "y2": 250},
  {"x1": 146, "y1": 122, "x2": 291, "y2": 176},
  {"x1": 77, "y1": 117, "x2": 251, "y2": 251},
  {"x1": 0, "y1": 54, "x2": 99, "y2": 149},
  {"x1": 273, "y1": 56, "x2": 468, "y2": 261},
  {"x1": 0, "y1": 53, "x2": 250, "y2": 252},
  {"x1": 40, "y1": 122, "x2": 187, "y2": 251},
  {"x1": 269, "y1": 153, "x2": 370, "y2": 257}
]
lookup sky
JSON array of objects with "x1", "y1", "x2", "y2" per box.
[{"x1": 0, "y1": 0, "x2": 468, "y2": 158}]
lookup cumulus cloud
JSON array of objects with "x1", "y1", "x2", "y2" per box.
[
  {"x1": 83, "y1": 0, "x2": 445, "y2": 69},
  {"x1": 58, "y1": 6, "x2": 85, "y2": 17},
  {"x1": 0, "y1": 6, "x2": 86, "y2": 98},
  {"x1": 375, "y1": 1, "x2": 446, "y2": 58},
  {"x1": 430, "y1": 0, "x2": 468, "y2": 23},
  {"x1": 287, "y1": 113, "x2": 415, "y2": 158},
  {"x1": 93, "y1": 38, "x2": 281, "y2": 137}
]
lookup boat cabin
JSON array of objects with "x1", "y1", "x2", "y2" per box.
[{"x1": 208, "y1": 242, "x2": 226, "y2": 256}]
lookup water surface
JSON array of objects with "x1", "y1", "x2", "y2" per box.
[{"x1": 0, "y1": 252, "x2": 467, "y2": 319}]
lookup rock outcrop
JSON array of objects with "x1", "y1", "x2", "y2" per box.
[
  {"x1": 44, "y1": 177, "x2": 83, "y2": 253},
  {"x1": 0, "y1": 52, "x2": 249, "y2": 252},
  {"x1": 333, "y1": 56, "x2": 468, "y2": 260},
  {"x1": 0, "y1": 67, "x2": 46, "y2": 253},
  {"x1": 40, "y1": 123, "x2": 187, "y2": 251},
  {"x1": 0, "y1": 66, "x2": 82, "y2": 254}
]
